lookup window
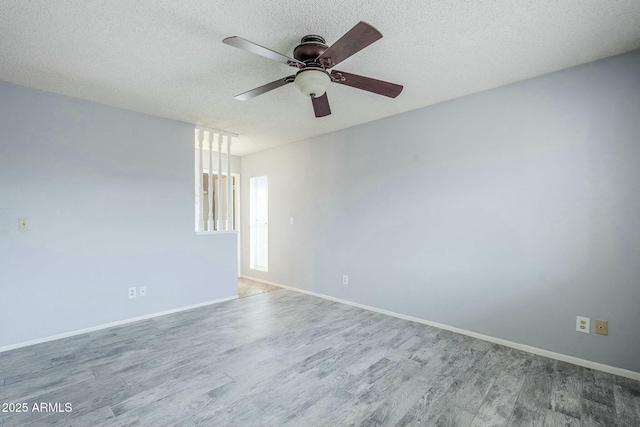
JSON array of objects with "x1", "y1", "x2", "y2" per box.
[{"x1": 250, "y1": 176, "x2": 268, "y2": 271}]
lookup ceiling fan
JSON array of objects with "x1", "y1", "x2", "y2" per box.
[{"x1": 222, "y1": 21, "x2": 403, "y2": 118}]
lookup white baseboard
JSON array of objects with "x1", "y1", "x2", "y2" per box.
[
  {"x1": 0, "y1": 295, "x2": 238, "y2": 354},
  {"x1": 242, "y1": 275, "x2": 640, "y2": 382}
]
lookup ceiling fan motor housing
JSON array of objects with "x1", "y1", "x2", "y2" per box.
[
  {"x1": 293, "y1": 35, "x2": 331, "y2": 98},
  {"x1": 293, "y1": 35, "x2": 328, "y2": 63}
]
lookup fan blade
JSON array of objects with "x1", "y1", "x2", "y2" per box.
[
  {"x1": 331, "y1": 70, "x2": 403, "y2": 98},
  {"x1": 311, "y1": 93, "x2": 331, "y2": 117},
  {"x1": 316, "y1": 22, "x2": 382, "y2": 68},
  {"x1": 223, "y1": 36, "x2": 304, "y2": 68},
  {"x1": 235, "y1": 76, "x2": 295, "y2": 101}
]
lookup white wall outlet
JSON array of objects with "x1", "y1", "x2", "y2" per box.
[
  {"x1": 343, "y1": 275, "x2": 348, "y2": 285},
  {"x1": 128, "y1": 287, "x2": 136, "y2": 299},
  {"x1": 18, "y1": 218, "x2": 29, "y2": 231},
  {"x1": 576, "y1": 316, "x2": 590, "y2": 333},
  {"x1": 290, "y1": 217, "x2": 294, "y2": 225},
  {"x1": 139, "y1": 286, "x2": 147, "y2": 297}
]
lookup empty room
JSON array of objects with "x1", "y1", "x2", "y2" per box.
[{"x1": 1, "y1": 1, "x2": 640, "y2": 426}]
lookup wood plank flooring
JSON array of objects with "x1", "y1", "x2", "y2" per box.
[{"x1": 1, "y1": 290, "x2": 639, "y2": 426}]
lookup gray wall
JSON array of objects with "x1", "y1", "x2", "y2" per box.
[
  {"x1": 0, "y1": 82, "x2": 237, "y2": 348},
  {"x1": 241, "y1": 50, "x2": 640, "y2": 373}
]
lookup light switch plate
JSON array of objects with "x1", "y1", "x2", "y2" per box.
[{"x1": 18, "y1": 218, "x2": 29, "y2": 231}]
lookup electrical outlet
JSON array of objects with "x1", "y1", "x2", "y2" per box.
[
  {"x1": 595, "y1": 319, "x2": 608, "y2": 335},
  {"x1": 139, "y1": 286, "x2": 147, "y2": 297},
  {"x1": 128, "y1": 287, "x2": 136, "y2": 299},
  {"x1": 576, "y1": 316, "x2": 590, "y2": 333},
  {"x1": 342, "y1": 275, "x2": 348, "y2": 285}
]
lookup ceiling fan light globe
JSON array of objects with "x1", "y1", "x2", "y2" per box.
[{"x1": 294, "y1": 69, "x2": 330, "y2": 98}]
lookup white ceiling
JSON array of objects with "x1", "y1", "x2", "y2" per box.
[{"x1": 1, "y1": 1, "x2": 639, "y2": 156}]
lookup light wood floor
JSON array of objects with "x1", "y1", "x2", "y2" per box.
[
  {"x1": 1, "y1": 290, "x2": 639, "y2": 426},
  {"x1": 237, "y1": 277, "x2": 281, "y2": 298}
]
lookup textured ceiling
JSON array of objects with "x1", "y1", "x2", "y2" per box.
[{"x1": 1, "y1": 1, "x2": 640, "y2": 156}]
